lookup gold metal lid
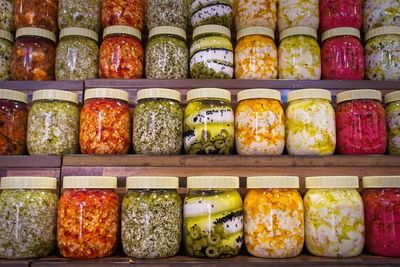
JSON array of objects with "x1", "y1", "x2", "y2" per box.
[
  {"x1": 384, "y1": 91, "x2": 400, "y2": 104},
  {"x1": 287, "y1": 89, "x2": 332, "y2": 102},
  {"x1": 84, "y1": 88, "x2": 130, "y2": 102},
  {"x1": 247, "y1": 176, "x2": 299, "y2": 189},
  {"x1": 237, "y1": 26, "x2": 275, "y2": 40},
  {"x1": 149, "y1": 26, "x2": 186, "y2": 40},
  {"x1": 305, "y1": 176, "x2": 359, "y2": 189},
  {"x1": 363, "y1": 176, "x2": 400, "y2": 188},
  {"x1": 192, "y1": 24, "x2": 231, "y2": 39},
  {"x1": 0, "y1": 29, "x2": 13, "y2": 43},
  {"x1": 103, "y1": 25, "x2": 142, "y2": 40},
  {"x1": 187, "y1": 88, "x2": 231, "y2": 102},
  {"x1": 336, "y1": 89, "x2": 382, "y2": 103},
  {"x1": 126, "y1": 176, "x2": 179, "y2": 189},
  {"x1": 280, "y1": 27, "x2": 317, "y2": 41},
  {"x1": 60, "y1": 27, "x2": 98, "y2": 42},
  {"x1": 137, "y1": 88, "x2": 181, "y2": 102},
  {"x1": 63, "y1": 176, "x2": 117, "y2": 189},
  {"x1": 321, "y1": 27, "x2": 360, "y2": 42},
  {"x1": 1, "y1": 176, "x2": 57, "y2": 189},
  {"x1": 237, "y1": 88, "x2": 281, "y2": 102},
  {"x1": 16, "y1": 27, "x2": 56, "y2": 43},
  {"x1": 32, "y1": 89, "x2": 78, "y2": 104},
  {"x1": 0, "y1": 89, "x2": 28, "y2": 104},
  {"x1": 365, "y1": 26, "x2": 400, "y2": 41},
  {"x1": 187, "y1": 176, "x2": 239, "y2": 189}
]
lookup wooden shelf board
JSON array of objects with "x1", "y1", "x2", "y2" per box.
[
  {"x1": 0, "y1": 156, "x2": 61, "y2": 168},
  {"x1": 0, "y1": 260, "x2": 30, "y2": 267}
]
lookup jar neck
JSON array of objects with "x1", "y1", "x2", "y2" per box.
[
  {"x1": 194, "y1": 33, "x2": 229, "y2": 41},
  {"x1": 151, "y1": 34, "x2": 185, "y2": 42}
]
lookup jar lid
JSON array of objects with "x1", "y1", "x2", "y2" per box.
[
  {"x1": 384, "y1": 91, "x2": 400, "y2": 104},
  {"x1": 103, "y1": 25, "x2": 142, "y2": 40},
  {"x1": 63, "y1": 176, "x2": 117, "y2": 189},
  {"x1": 1, "y1": 176, "x2": 57, "y2": 189},
  {"x1": 280, "y1": 27, "x2": 317, "y2": 41},
  {"x1": 60, "y1": 27, "x2": 98, "y2": 42},
  {"x1": 321, "y1": 27, "x2": 360, "y2": 42},
  {"x1": 149, "y1": 26, "x2": 186, "y2": 40},
  {"x1": 237, "y1": 88, "x2": 281, "y2": 102},
  {"x1": 126, "y1": 176, "x2": 179, "y2": 189},
  {"x1": 247, "y1": 176, "x2": 299, "y2": 189},
  {"x1": 305, "y1": 176, "x2": 359, "y2": 189},
  {"x1": 187, "y1": 88, "x2": 231, "y2": 102},
  {"x1": 16, "y1": 27, "x2": 56, "y2": 43},
  {"x1": 32, "y1": 89, "x2": 79, "y2": 104},
  {"x1": 137, "y1": 88, "x2": 181, "y2": 102},
  {"x1": 192, "y1": 24, "x2": 231, "y2": 39},
  {"x1": 363, "y1": 176, "x2": 400, "y2": 188},
  {"x1": 365, "y1": 26, "x2": 400, "y2": 41},
  {"x1": 0, "y1": 89, "x2": 28, "y2": 104},
  {"x1": 187, "y1": 176, "x2": 239, "y2": 189},
  {"x1": 237, "y1": 27, "x2": 275, "y2": 40},
  {"x1": 0, "y1": 29, "x2": 13, "y2": 43},
  {"x1": 287, "y1": 88, "x2": 331, "y2": 102},
  {"x1": 85, "y1": 88, "x2": 130, "y2": 102},
  {"x1": 336, "y1": 89, "x2": 382, "y2": 103}
]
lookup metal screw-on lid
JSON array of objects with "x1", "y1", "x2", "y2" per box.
[
  {"x1": 247, "y1": 176, "x2": 299, "y2": 189},
  {"x1": 187, "y1": 88, "x2": 231, "y2": 102},
  {"x1": 187, "y1": 176, "x2": 239, "y2": 189},
  {"x1": 365, "y1": 26, "x2": 400, "y2": 41},
  {"x1": 0, "y1": 89, "x2": 28, "y2": 104},
  {"x1": 63, "y1": 176, "x2": 117, "y2": 189},
  {"x1": 192, "y1": 24, "x2": 231, "y2": 39},
  {"x1": 103, "y1": 25, "x2": 142, "y2": 40},
  {"x1": 126, "y1": 176, "x2": 179, "y2": 189},
  {"x1": 149, "y1": 26, "x2": 186, "y2": 40},
  {"x1": 305, "y1": 176, "x2": 359, "y2": 189},
  {"x1": 321, "y1": 27, "x2": 360, "y2": 42},
  {"x1": 385, "y1": 91, "x2": 400, "y2": 104},
  {"x1": 60, "y1": 27, "x2": 98, "y2": 42},
  {"x1": 1, "y1": 176, "x2": 57, "y2": 189},
  {"x1": 280, "y1": 27, "x2": 317, "y2": 41},
  {"x1": 16, "y1": 27, "x2": 57, "y2": 43},
  {"x1": 237, "y1": 88, "x2": 281, "y2": 102},
  {"x1": 84, "y1": 88, "x2": 129, "y2": 102},
  {"x1": 237, "y1": 27, "x2": 275, "y2": 40},
  {"x1": 336, "y1": 89, "x2": 382, "y2": 104},
  {"x1": 363, "y1": 176, "x2": 400, "y2": 188},
  {"x1": 287, "y1": 89, "x2": 332, "y2": 102},
  {"x1": 32, "y1": 89, "x2": 79, "y2": 104},
  {"x1": 0, "y1": 29, "x2": 13, "y2": 43},
  {"x1": 137, "y1": 88, "x2": 181, "y2": 102}
]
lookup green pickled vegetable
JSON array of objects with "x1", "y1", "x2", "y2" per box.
[
  {"x1": 0, "y1": 38, "x2": 12, "y2": 80},
  {"x1": 27, "y1": 100, "x2": 80, "y2": 155},
  {"x1": 0, "y1": 0, "x2": 13, "y2": 32},
  {"x1": 121, "y1": 189, "x2": 182, "y2": 258},
  {"x1": 386, "y1": 101, "x2": 400, "y2": 155},
  {"x1": 146, "y1": 0, "x2": 189, "y2": 30},
  {"x1": 58, "y1": 0, "x2": 101, "y2": 32},
  {"x1": 0, "y1": 189, "x2": 58, "y2": 259}
]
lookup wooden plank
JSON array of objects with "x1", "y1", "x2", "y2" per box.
[
  {"x1": 0, "y1": 156, "x2": 61, "y2": 168},
  {"x1": 0, "y1": 260, "x2": 30, "y2": 267}
]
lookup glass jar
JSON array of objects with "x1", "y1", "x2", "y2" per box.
[
  {"x1": 0, "y1": 89, "x2": 28, "y2": 155},
  {"x1": 190, "y1": 25, "x2": 233, "y2": 79},
  {"x1": 0, "y1": 0, "x2": 13, "y2": 32},
  {"x1": 102, "y1": 0, "x2": 144, "y2": 31},
  {"x1": 385, "y1": 91, "x2": 400, "y2": 155},
  {"x1": 133, "y1": 88, "x2": 182, "y2": 155},
  {"x1": 184, "y1": 176, "x2": 243, "y2": 258},
  {"x1": 235, "y1": 89, "x2": 284, "y2": 155},
  {"x1": 0, "y1": 30, "x2": 13, "y2": 80},
  {"x1": 235, "y1": 27, "x2": 278, "y2": 80},
  {"x1": 286, "y1": 89, "x2": 336, "y2": 156},
  {"x1": 365, "y1": 26, "x2": 400, "y2": 81},
  {"x1": 336, "y1": 89, "x2": 387, "y2": 155},
  {"x1": 27, "y1": 90, "x2": 79, "y2": 155},
  {"x1": 184, "y1": 88, "x2": 234, "y2": 155},
  {"x1": 11, "y1": 28, "x2": 56, "y2": 81},
  {"x1": 55, "y1": 28, "x2": 99, "y2": 81},
  {"x1": 277, "y1": 0, "x2": 319, "y2": 32},
  {"x1": 244, "y1": 176, "x2": 304, "y2": 258},
  {"x1": 234, "y1": 0, "x2": 277, "y2": 31},
  {"x1": 363, "y1": 176, "x2": 400, "y2": 257},
  {"x1": 278, "y1": 27, "x2": 321, "y2": 80},
  {"x1": 146, "y1": 0, "x2": 188, "y2": 30},
  {"x1": 145, "y1": 26, "x2": 188, "y2": 79},
  {"x1": 191, "y1": 0, "x2": 233, "y2": 28},
  {"x1": 122, "y1": 176, "x2": 182, "y2": 258},
  {"x1": 363, "y1": 0, "x2": 400, "y2": 32},
  {"x1": 57, "y1": 176, "x2": 119, "y2": 259},
  {"x1": 304, "y1": 176, "x2": 365, "y2": 257},
  {"x1": 99, "y1": 26, "x2": 143, "y2": 79},
  {"x1": 80, "y1": 88, "x2": 131, "y2": 154},
  {"x1": 58, "y1": 0, "x2": 101, "y2": 32},
  {"x1": 321, "y1": 27, "x2": 364, "y2": 80},
  {"x1": 13, "y1": 0, "x2": 58, "y2": 33},
  {"x1": 320, "y1": 0, "x2": 362, "y2": 32},
  {"x1": 0, "y1": 176, "x2": 58, "y2": 259}
]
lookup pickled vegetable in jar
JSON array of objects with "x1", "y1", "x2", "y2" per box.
[
  {"x1": 80, "y1": 88, "x2": 131, "y2": 154},
  {"x1": 0, "y1": 176, "x2": 58, "y2": 259},
  {"x1": 102, "y1": 0, "x2": 144, "y2": 31},
  {"x1": 244, "y1": 176, "x2": 304, "y2": 258},
  {"x1": 184, "y1": 176, "x2": 243, "y2": 258},
  {"x1": 277, "y1": 0, "x2": 319, "y2": 32},
  {"x1": 363, "y1": 176, "x2": 400, "y2": 257},
  {"x1": 58, "y1": 0, "x2": 101, "y2": 32},
  {"x1": 319, "y1": 0, "x2": 362, "y2": 32},
  {"x1": 0, "y1": 30, "x2": 13, "y2": 80},
  {"x1": 385, "y1": 91, "x2": 400, "y2": 155},
  {"x1": 145, "y1": 26, "x2": 188, "y2": 79},
  {"x1": 336, "y1": 89, "x2": 387, "y2": 155},
  {"x1": 234, "y1": 0, "x2": 277, "y2": 31},
  {"x1": 191, "y1": 0, "x2": 233, "y2": 28},
  {"x1": 0, "y1": 0, "x2": 13, "y2": 32},
  {"x1": 122, "y1": 176, "x2": 182, "y2": 258},
  {"x1": 13, "y1": 0, "x2": 58, "y2": 33},
  {"x1": 99, "y1": 26, "x2": 143, "y2": 79},
  {"x1": 278, "y1": 27, "x2": 321, "y2": 80},
  {"x1": 0, "y1": 89, "x2": 28, "y2": 155},
  {"x1": 184, "y1": 88, "x2": 234, "y2": 155},
  {"x1": 27, "y1": 90, "x2": 79, "y2": 155},
  {"x1": 363, "y1": 0, "x2": 400, "y2": 32},
  {"x1": 365, "y1": 26, "x2": 400, "y2": 81},
  {"x1": 11, "y1": 28, "x2": 56, "y2": 81},
  {"x1": 190, "y1": 25, "x2": 233, "y2": 79},
  {"x1": 133, "y1": 88, "x2": 182, "y2": 155},
  {"x1": 321, "y1": 27, "x2": 364, "y2": 80},
  {"x1": 146, "y1": 0, "x2": 188, "y2": 30},
  {"x1": 286, "y1": 89, "x2": 336, "y2": 156},
  {"x1": 235, "y1": 27, "x2": 278, "y2": 80},
  {"x1": 304, "y1": 176, "x2": 365, "y2": 257},
  {"x1": 58, "y1": 176, "x2": 119, "y2": 259},
  {"x1": 235, "y1": 89, "x2": 284, "y2": 155}
]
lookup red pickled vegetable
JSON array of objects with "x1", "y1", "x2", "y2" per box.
[
  {"x1": 102, "y1": 0, "x2": 144, "y2": 30},
  {"x1": 319, "y1": 0, "x2": 362, "y2": 32}
]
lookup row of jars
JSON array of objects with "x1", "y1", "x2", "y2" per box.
[
  {"x1": 1, "y1": 87, "x2": 400, "y2": 156},
  {"x1": 1, "y1": 175, "x2": 400, "y2": 260}
]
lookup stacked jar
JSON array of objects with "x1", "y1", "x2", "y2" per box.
[
  {"x1": 234, "y1": 0, "x2": 277, "y2": 31},
  {"x1": 190, "y1": 0, "x2": 233, "y2": 29},
  {"x1": 102, "y1": 0, "x2": 144, "y2": 31},
  {"x1": 0, "y1": 0, "x2": 13, "y2": 32},
  {"x1": 385, "y1": 91, "x2": 400, "y2": 155},
  {"x1": 146, "y1": 0, "x2": 188, "y2": 30},
  {"x1": 58, "y1": 0, "x2": 101, "y2": 33},
  {"x1": 363, "y1": 0, "x2": 400, "y2": 32},
  {"x1": 0, "y1": 29, "x2": 13, "y2": 80},
  {"x1": 277, "y1": 0, "x2": 319, "y2": 32},
  {"x1": 319, "y1": 0, "x2": 362, "y2": 32}
]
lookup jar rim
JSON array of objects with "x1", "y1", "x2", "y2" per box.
[
  {"x1": 60, "y1": 27, "x2": 98, "y2": 42},
  {"x1": 287, "y1": 89, "x2": 331, "y2": 102},
  {"x1": 126, "y1": 176, "x2": 179, "y2": 189},
  {"x1": 384, "y1": 90, "x2": 400, "y2": 104},
  {"x1": 103, "y1": 25, "x2": 142, "y2": 40},
  {"x1": 279, "y1": 27, "x2": 317, "y2": 41},
  {"x1": 149, "y1": 26, "x2": 186, "y2": 40},
  {"x1": 137, "y1": 88, "x2": 181, "y2": 102},
  {"x1": 16, "y1": 27, "x2": 56, "y2": 43},
  {"x1": 237, "y1": 89, "x2": 281, "y2": 102},
  {"x1": 237, "y1": 27, "x2": 275, "y2": 40},
  {"x1": 187, "y1": 88, "x2": 231, "y2": 102},
  {"x1": 187, "y1": 176, "x2": 239, "y2": 189},
  {"x1": 363, "y1": 176, "x2": 400, "y2": 188},
  {"x1": 305, "y1": 176, "x2": 359, "y2": 189},
  {"x1": 336, "y1": 89, "x2": 382, "y2": 103},
  {"x1": 247, "y1": 176, "x2": 299, "y2": 189},
  {"x1": 63, "y1": 176, "x2": 117, "y2": 189},
  {"x1": 0, "y1": 89, "x2": 28, "y2": 104},
  {"x1": 365, "y1": 26, "x2": 400, "y2": 41},
  {"x1": 1, "y1": 176, "x2": 57, "y2": 189},
  {"x1": 85, "y1": 88, "x2": 130, "y2": 102},
  {"x1": 192, "y1": 24, "x2": 231, "y2": 39},
  {"x1": 0, "y1": 29, "x2": 13, "y2": 43},
  {"x1": 321, "y1": 27, "x2": 360, "y2": 42},
  {"x1": 33, "y1": 89, "x2": 79, "y2": 104}
]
